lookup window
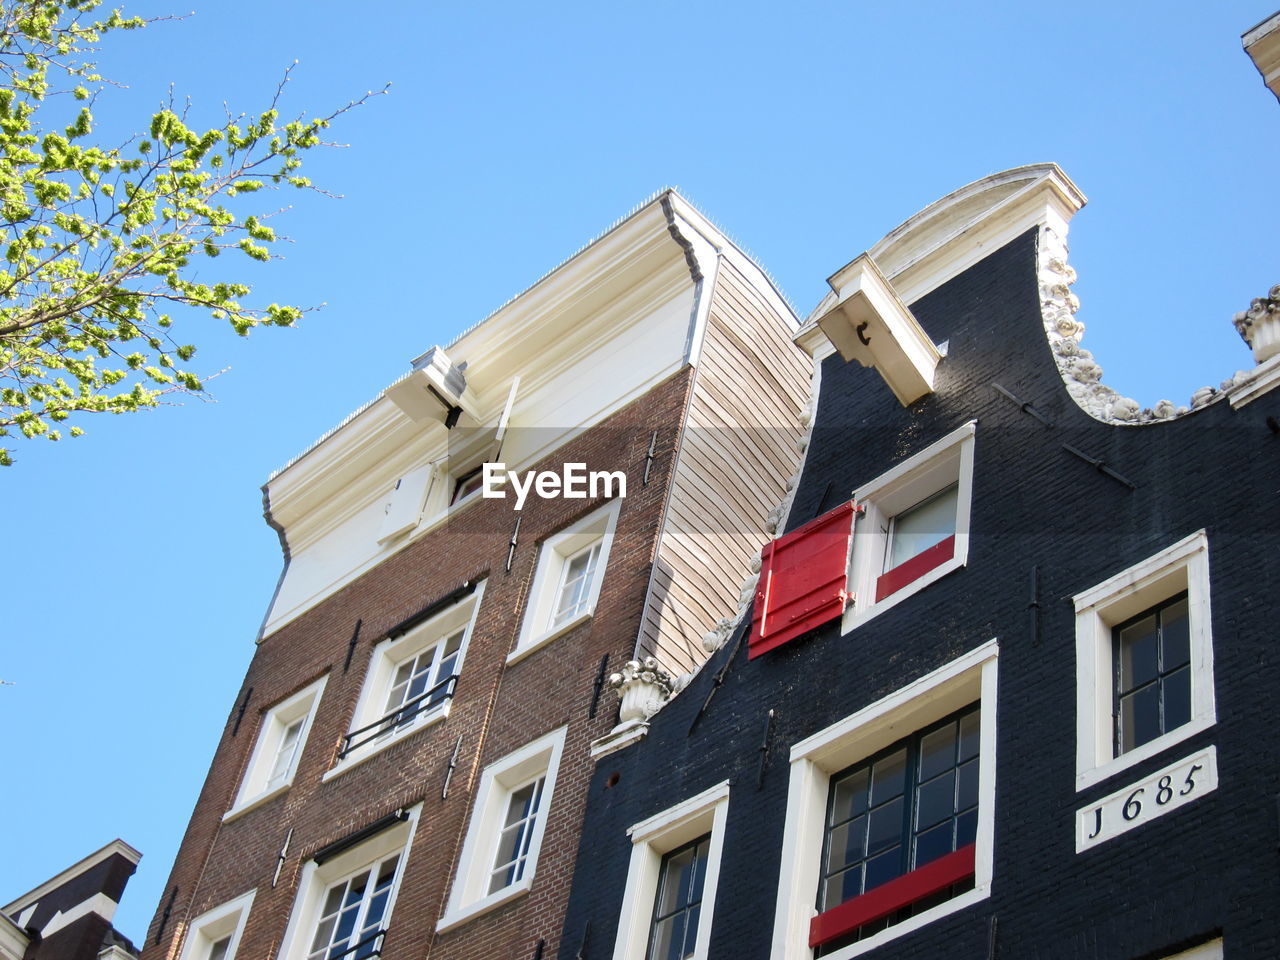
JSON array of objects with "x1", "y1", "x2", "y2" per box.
[
  {"x1": 451, "y1": 465, "x2": 485, "y2": 505},
  {"x1": 1114, "y1": 594, "x2": 1190, "y2": 755},
  {"x1": 179, "y1": 891, "x2": 255, "y2": 960},
  {"x1": 333, "y1": 584, "x2": 483, "y2": 773},
  {"x1": 612, "y1": 781, "x2": 730, "y2": 960},
  {"x1": 843, "y1": 422, "x2": 975, "y2": 631},
  {"x1": 1073, "y1": 531, "x2": 1215, "y2": 791},
  {"x1": 512, "y1": 500, "x2": 620, "y2": 663},
  {"x1": 438, "y1": 727, "x2": 567, "y2": 931},
  {"x1": 306, "y1": 853, "x2": 399, "y2": 960},
  {"x1": 228, "y1": 676, "x2": 327, "y2": 817},
  {"x1": 814, "y1": 707, "x2": 979, "y2": 954},
  {"x1": 277, "y1": 808, "x2": 418, "y2": 960},
  {"x1": 771, "y1": 642, "x2": 997, "y2": 960}
]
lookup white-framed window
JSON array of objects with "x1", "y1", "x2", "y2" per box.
[
  {"x1": 842, "y1": 421, "x2": 975, "y2": 633},
  {"x1": 1073, "y1": 530, "x2": 1215, "y2": 791},
  {"x1": 277, "y1": 807, "x2": 419, "y2": 960},
  {"x1": 228, "y1": 676, "x2": 327, "y2": 818},
  {"x1": 511, "y1": 500, "x2": 621, "y2": 663},
  {"x1": 438, "y1": 726, "x2": 567, "y2": 931},
  {"x1": 612, "y1": 781, "x2": 730, "y2": 960},
  {"x1": 329, "y1": 583, "x2": 485, "y2": 775},
  {"x1": 771, "y1": 641, "x2": 998, "y2": 960},
  {"x1": 178, "y1": 890, "x2": 255, "y2": 960}
]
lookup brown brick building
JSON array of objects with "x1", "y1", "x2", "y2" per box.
[{"x1": 141, "y1": 192, "x2": 811, "y2": 960}]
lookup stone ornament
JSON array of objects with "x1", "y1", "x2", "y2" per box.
[
  {"x1": 1039, "y1": 226, "x2": 1213, "y2": 424},
  {"x1": 609, "y1": 657, "x2": 675, "y2": 723},
  {"x1": 1233, "y1": 285, "x2": 1280, "y2": 364}
]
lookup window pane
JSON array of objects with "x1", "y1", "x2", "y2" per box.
[
  {"x1": 956, "y1": 808, "x2": 978, "y2": 848},
  {"x1": 913, "y1": 821, "x2": 954, "y2": 869},
  {"x1": 649, "y1": 912, "x2": 688, "y2": 960},
  {"x1": 823, "y1": 864, "x2": 864, "y2": 911},
  {"x1": 867, "y1": 798, "x2": 903, "y2": 855},
  {"x1": 864, "y1": 847, "x2": 903, "y2": 892},
  {"x1": 1161, "y1": 599, "x2": 1190, "y2": 669},
  {"x1": 1119, "y1": 683, "x2": 1162, "y2": 752},
  {"x1": 915, "y1": 770, "x2": 956, "y2": 831},
  {"x1": 1163, "y1": 665, "x2": 1192, "y2": 732},
  {"x1": 208, "y1": 936, "x2": 232, "y2": 960},
  {"x1": 886, "y1": 485, "x2": 957, "y2": 570},
  {"x1": 830, "y1": 767, "x2": 869, "y2": 825},
  {"x1": 267, "y1": 718, "x2": 304, "y2": 788},
  {"x1": 918, "y1": 723, "x2": 956, "y2": 781},
  {"x1": 1118, "y1": 615, "x2": 1159, "y2": 692},
  {"x1": 826, "y1": 815, "x2": 867, "y2": 874},
  {"x1": 870, "y1": 750, "x2": 907, "y2": 807}
]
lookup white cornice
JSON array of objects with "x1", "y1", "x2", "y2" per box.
[
  {"x1": 796, "y1": 164, "x2": 1086, "y2": 351},
  {"x1": 2, "y1": 840, "x2": 140, "y2": 916},
  {"x1": 1244, "y1": 12, "x2": 1280, "y2": 102}
]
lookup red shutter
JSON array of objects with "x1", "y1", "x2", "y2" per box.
[{"x1": 748, "y1": 501, "x2": 854, "y2": 659}]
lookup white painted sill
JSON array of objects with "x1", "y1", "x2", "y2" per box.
[
  {"x1": 506, "y1": 610, "x2": 594, "y2": 666},
  {"x1": 1075, "y1": 717, "x2": 1215, "y2": 792},
  {"x1": 816, "y1": 885, "x2": 989, "y2": 960},
  {"x1": 841, "y1": 555, "x2": 966, "y2": 635},
  {"x1": 435, "y1": 879, "x2": 531, "y2": 934},
  {"x1": 321, "y1": 704, "x2": 452, "y2": 784},
  {"x1": 223, "y1": 782, "x2": 291, "y2": 823}
]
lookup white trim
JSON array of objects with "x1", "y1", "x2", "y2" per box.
[
  {"x1": 771, "y1": 641, "x2": 998, "y2": 960},
  {"x1": 326, "y1": 582, "x2": 485, "y2": 780},
  {"x1": 177, "y1": 889, "x2": 256, "y2": 960},
  {"x1": 226, "y1": 676, "x2": 327, "y2": 817},
  {"x1": 1226, "y1": 352, "x2": 1280, "y2": 408},
  {"x1": 438, "y1": 727, "x2": 568, "y2": 932},
  {"x1": 841, "y1": 421, "x2": 976, "y2": 633},
  {"x1": 38, "y1": 893, "x2": 119, "y2": 938},
  {"x1": 512, "y1": 501, "x2": 621, "y2": 661},
  {"x1": 1073, "y1": 531, "x2": 1215, "y2": 791},
  {"x1": 1162, "y1": 939, "x2": 1223, "y2": 960},
  {"x1": 613, "y1": 781, "x2": 731, "y2": 960},
  {"x1": 0, "y1": 914, "x2": 28, "y2": 960},
  {"x1": 276, "y1": 806, "x2": 420, "y2": 960},
  {"x1": 2, "y1": 840, "x2": 141, "y2": 916}
]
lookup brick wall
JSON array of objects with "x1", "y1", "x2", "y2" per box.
[{"x1": 142, "y1": 365, "x2": 696, "y2": 960}]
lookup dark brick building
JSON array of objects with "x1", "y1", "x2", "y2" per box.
[{"x1": 556, "y1": 164, "x2": 1279, "y2": 960}]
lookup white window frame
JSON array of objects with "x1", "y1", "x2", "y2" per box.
[
  {"x1": 842, "y1": 421, "x2": 975, "y2": 634},
  {"x1": 771, "y1": 640, "x2": 998, "y2": 960},
  {"x1": 438, "y1": 726, "x2": 568, "y2": 931},
  {"x1": 178, "y1": 890, "x2": 256, "y2": 960},
  {"x1": 276, "y1": 805, "x2": 420, "y2": 960},
  {"x1": 511, "y1": 500, "x2": 621, "y2": 664},
  {"x1": 612, "y1": 781, "x2": 730, "y2": 960},
  {"x1": 1073, "y1": 530, "x2": 1215, "y2": 791},
  {"x1": 227, "y1": 676, "x2": 327, "y2": 819},
  {"x1": 326, "y1": 582, "x2": 485, "y2": 779}
]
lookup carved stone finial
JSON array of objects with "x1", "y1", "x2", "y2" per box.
[
  {"x1": 609, "y1": 657, "x2": 675, "y2": 722},
  {"x1": 1233, "y1": 285, "x2": 1280, "y2": 364}
]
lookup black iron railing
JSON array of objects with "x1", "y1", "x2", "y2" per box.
[
  {"x1": 339, "y1": 675, "x2": 458, "y2": 758},
  {"x1": 320, "y1": 929, "x2": 385, "y2": 960}
]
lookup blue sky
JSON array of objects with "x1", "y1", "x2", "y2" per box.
[{"x1": 3, "y1": 0, "x2": 1276, "y2": 942}]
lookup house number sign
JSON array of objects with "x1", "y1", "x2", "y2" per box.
[{"x1": 1076, "y1": 745, "x2": 1218, "y2": 853}]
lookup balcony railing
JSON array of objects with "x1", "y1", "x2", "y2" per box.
[{"x1": 338, "y1": 675, "x2": 458, "y2": 759}]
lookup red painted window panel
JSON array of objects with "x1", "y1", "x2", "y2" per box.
[
  {"x1": 748, "y1": 501, "x2": 854, "y2": 659},
  {"x1": 874, "y1": 533, "x2": 956, "y2": 603},
  {"x1": 808, "y1": 843, "x2": 976, "y2": 948}
]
